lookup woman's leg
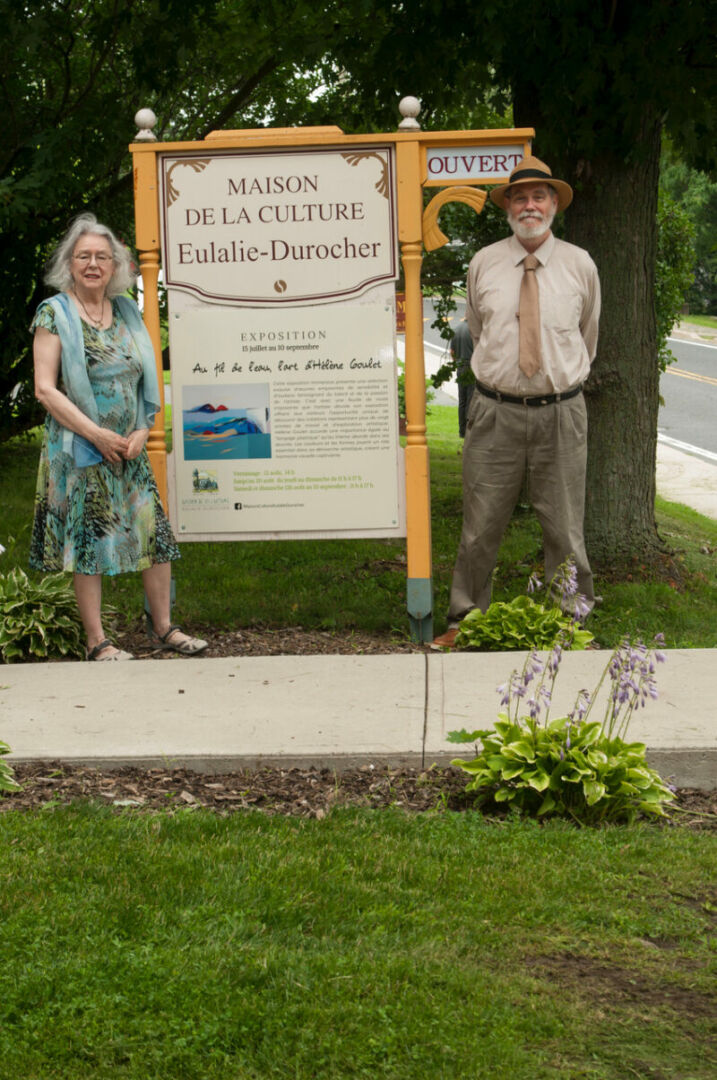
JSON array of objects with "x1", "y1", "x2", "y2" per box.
[
  {"x1": 73, "y1": 572, "x2": 116, "y2": 657},
  {"x1": 142, "y1": 562, "x2": 207, "y2": 651},
  {"x1": 142, "y1": 560, "x2": 173, "y2": 636}
]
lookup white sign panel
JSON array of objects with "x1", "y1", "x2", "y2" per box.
[
  {"x1": 169, "y1": 304, "x2": 403, "y2": 538},
  {"x1": 160, "y1": 147, "x2": 397, "y2": 306},
  {"x1": 425, "y1": 144, "x2": 527, "y2": 183}
]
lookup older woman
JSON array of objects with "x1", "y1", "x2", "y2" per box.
[{"x1": 30, "y1": 213, "x2": 207, "y2": 660}]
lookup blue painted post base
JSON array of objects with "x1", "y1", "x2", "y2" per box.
[{"x1": 407, "y1": 577, "x2": 433, "y2": 643}]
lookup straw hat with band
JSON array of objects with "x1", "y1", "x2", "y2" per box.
[{"x1": 490, "y1": 156, "x2": 573, "y2": 212}]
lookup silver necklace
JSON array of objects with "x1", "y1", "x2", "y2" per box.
[{"x1": 73, "y1": 290, "x2": 107, "y2": 328}]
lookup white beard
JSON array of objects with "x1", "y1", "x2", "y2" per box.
[{"x1": 508, "y1": 207, "x2": 556, "y2": 241}]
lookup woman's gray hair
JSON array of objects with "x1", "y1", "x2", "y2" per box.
[{"x1": 44, "y1": 213, "x2": 137, "y2": 297}]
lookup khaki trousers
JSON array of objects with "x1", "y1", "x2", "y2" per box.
[{"x1": 448, "y1": 390, "x2": 595, "y2": 621}]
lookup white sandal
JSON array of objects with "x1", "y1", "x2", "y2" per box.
[
  {"x1": 147, "y1": 622, "x2": 208, "y2": 656},
  {"x1": 86, "y1": 639, "x2": 134, "y2": 661}
]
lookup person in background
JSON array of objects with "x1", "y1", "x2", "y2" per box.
[
  {"x1": 450, "y1": 317, "x2": 475, "y2": 438},
  {"x1": 30, "y1": 213, "x2": 208, "y2": 660}
]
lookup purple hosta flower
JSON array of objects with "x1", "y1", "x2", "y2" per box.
[
  {"x1": 557, "y1": 558, "x2": 579, "y2": 601},
  {"x1": 565, "y1": 724, "x2": 572, "y2": 750},
  {"x1": 550, "y1": 557, "x2": 591, "y2": 623},
  {"x1": 510, "y1": 670, "x2": 527, "y2": 699},
  {"x1": 497, "y1": 682, "x2": 511, "y2": 707},
  {"x1": 527, "y1": 696, "x2": 540, "y2": 720},
  {"x1": 527, "y1": 572, "x2": 543, "y2": 594},
  {"x1": 548, "y1": 642, "x2": 563, "y2": 677},
  {"x1": 530, "y1": 654, "x2": 545, "y2": 675},
  {"x1": 522, "y1": 651, "x2": 544, "y2": 689},
  {"x1": 653, "y1": 633, "x2": 667, "y2": 664},
  {"x1": 575, "y1": 689, "x2": 591, "y2": 721},
  {"x1": 606, "y1": 635, "x2": 663, "y2": 737},
  {"x1": 568, "y1": 688, "x2": 591, "y2": 723},
  {"x1": 572, "y1": 592, "x2": 592, "y2": 623}
]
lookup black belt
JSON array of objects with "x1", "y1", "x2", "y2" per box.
[{"x1": 475, "y1": 381, "x2": 583, "y2": 407}]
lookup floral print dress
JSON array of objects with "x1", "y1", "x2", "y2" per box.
[{"x1": 29, "y1": 299, "x2": 180, "y2": 575}]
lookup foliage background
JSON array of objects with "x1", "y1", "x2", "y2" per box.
[{"x1": 2, "y1": 0, "x2": 715, "y2": 565}]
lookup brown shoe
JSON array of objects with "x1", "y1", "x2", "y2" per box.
[{"x1": 431, "y1": 627, "x2": 459, "y2": 650}]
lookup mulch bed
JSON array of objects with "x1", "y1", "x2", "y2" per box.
[
  {"x1": 118, "y1": 622, "x2": 432, "y2": 659},
  {"x1": 3, "y1": 762, "x2": 715, "y2": 827}
]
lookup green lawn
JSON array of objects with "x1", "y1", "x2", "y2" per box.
[
  {"x1": 681, "y1": 313, "x2": 717, "y2": 331},
  {"x1": 0, "y1": 805, "x2": 714, "y2": 1080},
  {"x1": 2, "y1": 406, "x2": 717, "y2": 646},
  {"x1": 2, "y1": 413, "x2": 716, "y2": 1080}
]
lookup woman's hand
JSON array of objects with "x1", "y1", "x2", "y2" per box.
[
  {"x1": 124, "y1": 428, "x2": 149, "y2": 460},
  {"x1": 93, "y1": 428, "x2": 130, "y2": 463}
]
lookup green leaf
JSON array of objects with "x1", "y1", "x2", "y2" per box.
[
  {"x1": 446, "y1": 728, "x2": 491, "y2": 744},
  {"x1": 493, "y1": 787, "x2": 515, "y2": 802},
  {"x1": 504, "y1": 739, "x2": 536, "y2": 762},
  {"x1": 537, "y1": 792, "x2": 557, "y2": 815},
  {"x1": 500, "y1": 763, "x2": 526, "y2": 780},
  {"x1": 526, "y1": 769, "x2": 550, "y2": 792},
  {"x1": 582, "y1": 780, "x2": 607, "y2": 805}
]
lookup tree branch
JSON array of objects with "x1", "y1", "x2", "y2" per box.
[{"x1": 196, "y1": 56, "x2": 281, "y2": 138}]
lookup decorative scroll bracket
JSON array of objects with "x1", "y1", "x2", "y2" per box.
[{"x1": 422, "y1": 185, "x2": 487, "y2": 252}]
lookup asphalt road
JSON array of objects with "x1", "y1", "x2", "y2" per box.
[{"x1": 660, "y1": 338, "x2": 717, "y2": 460}]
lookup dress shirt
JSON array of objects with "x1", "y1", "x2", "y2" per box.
[{"x1": 465, "y1": 232, "x2": 600, "y2": 396}]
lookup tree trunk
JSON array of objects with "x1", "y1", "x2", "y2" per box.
[{"x1": 555, "y1": 114, "x2": 664, "y2": 565}]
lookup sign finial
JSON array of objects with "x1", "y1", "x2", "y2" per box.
[
  {"x1": 398, "y1": 97, "x2": 421, "y2": 131},
  {"x1": 134, "y1": 108, "x2": 157, "y2": 142}
]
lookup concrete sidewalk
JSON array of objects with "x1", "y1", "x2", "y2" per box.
[{"x1": 3, "y1": 650, "x2": 715, "y2": 788}]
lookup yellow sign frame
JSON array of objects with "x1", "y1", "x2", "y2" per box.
[{"x1": 130, "y1": 122, "x2": 533, "y2": 641}]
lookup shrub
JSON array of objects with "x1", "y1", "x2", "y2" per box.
[
  {"x1": 0, "y1": 567, "x2": 84, "y2": 662},
  {"x1": 455, "y1": 594, "x2": 594, "y2": 651},
  {"x1": 396, "y1": 358, "x2": 434, "y2": 418},
  {"x1": 448, "y1": 636, "x2": 675, "y2": 824},
  {"x1": 0, "y1": 741, "x2": 20, "y2": 794}
]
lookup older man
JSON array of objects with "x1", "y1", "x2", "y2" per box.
[{"x1": 434, "y1": 156, "x2": 601, "y2": 648}]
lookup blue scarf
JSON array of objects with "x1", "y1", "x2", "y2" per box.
[{"x1": 45, "y1": 293, "x2": 161, "y2": 466}]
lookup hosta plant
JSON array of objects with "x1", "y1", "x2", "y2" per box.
[
  {"x1": 454, "y1": 560, "x2": 594, "y2": 652},
  {"x1": 0, "y1": 741, "x2": 20, "y2": 794},
  {"x1": 448, "y1": 636, "x2": 676, "y2": 824},
  {"x1": 454, "y1": 594, "x2": 594, "y2": 651},
  {"x1": 0, "y1": 567, "x2": 85, "y2": 662}
]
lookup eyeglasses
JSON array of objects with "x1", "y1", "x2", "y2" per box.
[{"x1": 73, "y1": 253, "x2": 113, "y2": 264}]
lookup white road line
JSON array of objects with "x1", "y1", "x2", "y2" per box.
[
  {"x1": 667, "y1": 336, "x2": 717, "y2": 352},
  {"x1": 658, "y1": 433, "x2": 717, "y2": 464}
]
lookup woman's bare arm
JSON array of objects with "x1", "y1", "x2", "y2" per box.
[{"x1": 33, "y1": 327, "x2": 129, "y2": 463}]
